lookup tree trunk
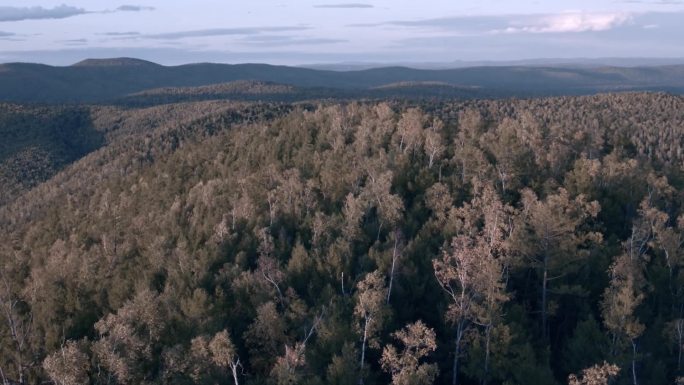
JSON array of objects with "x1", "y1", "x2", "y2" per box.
[
  {"x1": 482, "y1": 324, "x2": 492, "y2": 385},
  {"x1": 359, "y1": 317, "x2": 369, "y2": 385},
  {"x1": 497, "y1": 166, "x2": 507, "y2": 193},
  {"x1": 453, "y1": 322, "x2": 464, "y2": 385},
  {"x1": 0, "y1": 366, "x2": 9, "y2": 385},
  {"x1": 677, "y1": 319, "x2": 683, "y2": 372},
  {"x1": 231, "y1": 361, "x2": 240, "y2": 385},
  {"x1": 541, "y1": 255, "x2": 548, "y2": 340},
  {"x1": 631, "y1": 340, "x2": 638, "y2": 385},
  {"x1": 461, "y1": 159, "x2": 467, "y2": 184},
  {"x1": 387, "y1": 236, "x2": 398, "y2": 304}
]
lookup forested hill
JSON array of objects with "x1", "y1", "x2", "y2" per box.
[
  {"x1": 1, "y1": 58, "x2": 684, "y2": 102},
  {"x1": 1, "y1": 92, "x2": 684, "y2": 385},
  {"x1": 0, "y1": 104, "x2": 103, "y2": 206}
]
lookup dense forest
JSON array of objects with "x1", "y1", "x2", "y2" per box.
[
  {"x1": 0, "y1": 104, "x2": 103, "y2": 206},
  {"x1": 1, "y1": 92, "x2": 684, "y2": 385}
]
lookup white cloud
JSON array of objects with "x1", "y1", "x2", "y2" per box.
[
  {"x1": 378, "y1": 12, "x2": 634, "y2": 35},
  {"x1": 499, "y1": 12, "x2": 632, "y2": 34}
]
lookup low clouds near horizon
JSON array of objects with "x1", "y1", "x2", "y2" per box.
[
  {"x1": 1, "y1": 1, "x2": 684, "y2": 65},
  {"x1": 144, "y1": 26, "x2": 311, "y2": 40},
  {"x1": 314, "y1": 3, "x2": 374, "y2": 8}
]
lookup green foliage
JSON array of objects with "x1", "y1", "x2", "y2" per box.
[{"x1": 1, "y1": 93, "x2": 684, "y2": 385}]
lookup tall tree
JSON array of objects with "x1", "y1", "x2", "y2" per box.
[
  {"x1": 433, "y1": 183, "x2": 513, "y2": 385},
  {"x1": 601, "y1": 253, "x2": 644, "y2": 385},
  {"x1": 354, "y1": 271, "x2": 387, "y2": 385},
  {"x1": 92, "y1": 289, "x2": 166, "y2": 385},
  {"x1": 514, "y1": 188, "x2": 601, "y2": 340},
  {"x1": 423, "y1": 119, "x2": 445, "y2": 169},
  {"x1": 395, "y1": 108, "x2": 425, "y2": 155},
  {"x1": 433, "y1": 236, "x2": 488, "y2": 385},
  {"x1": 382, "y1": 229, "x2": 404, "y2": 304},
  {"x1": 209, "y1": 330, "x2": 242, "y2": 385},
  {"x1": 244, "y1": 301, "x2": 288, "y2": 374},
  {"x1": 0, "y1": 268, "x2": 34, "y2": 385},
  {"x1": 381, "y1": 321, "x2": 438, "y2": 385}
]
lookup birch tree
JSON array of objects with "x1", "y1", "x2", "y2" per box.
[
  {"x1": 515, "y1": 188, "x2": 601, "y2": 340},
  {"x1": 381, "y1": 321, "x2": 438, "y2": 385},
  {"x1": 354, "y1": 271, "x2": 387, "y2": 384},
  {"x1": 601, "y1": 253, "x2": 644, "y2": 385}
]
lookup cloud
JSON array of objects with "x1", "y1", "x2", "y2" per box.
[
  {"x1": 619, "y1": 0, "x2": 683, "y2": 4},
  {"x1": 358, "y1": 12, "x2": 633, "y2": 35},
  {"x1": 0, "y1": 4, "x2": 155, "y2": 22},
  {"x1": 240, "y1": 35, "x2": 347, "y2": 46},
  {"x1": 0, "y1": 5, "x2": 86, "y2": 22},
  {"x1": 314, "y1": 3, "x2": 374, "y2": 8},
  {"x1": 0, "y1": 31, "x2": 14, "y2": 37},
  {"x1": 146, "y1": 26, "x2": 310, "y2": 40},
  {"x1": 58, "y1": 38, "x2": 88, "y2": 43},
  {"x1": 57, "y1": 38, "x2": 88, "y2": 46},
  {"x1": 498, "y1": 12, "x2": 632, "y2": 33},
  {"x1": 98, "y1": 31, "x2": 141, "y2": 36},
  {"x1": 115, "y1": 5, "x2": 156, "y2": 12}
]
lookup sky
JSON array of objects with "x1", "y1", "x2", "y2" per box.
[{"x1": 0, "y1": 0, "x2": 683, "y2": 65}]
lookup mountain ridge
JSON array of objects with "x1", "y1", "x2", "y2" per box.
[{"x1": 0, "y1": 58, "x2": 684, "y2": 103}]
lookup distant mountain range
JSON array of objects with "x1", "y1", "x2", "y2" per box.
[
  {"x1": 301, "y1": 57, "x2": 684, "y2": 71},
  {"x1": 1, "y1": 57, "x2": 684, "y2": 103}
]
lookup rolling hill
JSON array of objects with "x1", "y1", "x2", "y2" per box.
[{"x1": 1, "y1": 58, "x2": 684, "y2": 103}]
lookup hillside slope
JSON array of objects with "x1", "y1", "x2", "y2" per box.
[
  {"x1": 1, "y1": 93, "x2": 684, "y2": 385},
  {"x1": 0, "y1": 104, "x2": 103, "y2": 206}
]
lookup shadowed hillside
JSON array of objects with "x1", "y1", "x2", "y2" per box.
[{"x1": 0, "y1": 104, "x2": 103, "y2": 206}]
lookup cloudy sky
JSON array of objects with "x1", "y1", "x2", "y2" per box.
[{"x1": 0, "y1": 0, "x2": 683, "y2": 65}]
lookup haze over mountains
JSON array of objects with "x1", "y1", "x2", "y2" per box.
[
  {"x1": 301, "y1": 57, "x2": 684, "y2": 71},
  {"x1": 2, "y1": 57, "x2": 684, "y2": 103}
]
